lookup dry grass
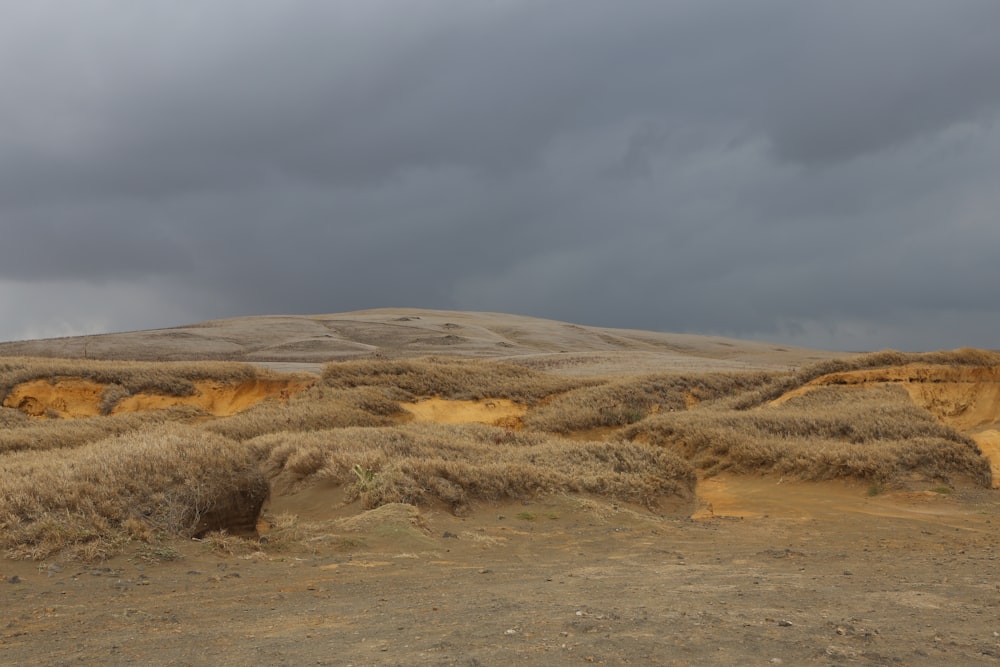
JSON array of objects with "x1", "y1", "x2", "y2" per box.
[
  {"x1": 625, "y1": 385, "x2": 991, "y2": 486},
  {"x1": 0, "y1": 424, "x2": 267, "y2": 561},
  {"x1": 321, "y1": 357, "x2": 590, "y2": 403},
  {"x1": 524, "y1": 372, "x2": 776, "y2": 433},
  {"x1": 1, "y1": 350, "x2": 996, "y2": 560},
  {"x1": 204, "y1": 385, "x2": 400, "y2": 441},
  {"x1": 250, "y1": 423, "x2": 695, "y2": 512},
  {"x1": 0, "y1": 356, "x2": 264, "y2": 397},
  {"x1": 0, "y1": 409, "x2": 193, "y2": 454}
]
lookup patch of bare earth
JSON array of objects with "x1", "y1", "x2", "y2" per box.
[
  {"x1": 2, "y1": 490, "x2": 998, "y2": 665},
  {"x1": 399, "y1": 397, "x2": 526, "y2": 428},
  {"x1": 2, "y1": 377, "x2": 311, "y2": 418}
]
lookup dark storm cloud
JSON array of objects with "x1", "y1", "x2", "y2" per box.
[{"x1": 2, "y1": 0, "x2": 1000, "y2": 349}]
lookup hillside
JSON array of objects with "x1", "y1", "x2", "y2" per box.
[{"x1": 0, "y1": 308, "x2": 844, "y2": 374}]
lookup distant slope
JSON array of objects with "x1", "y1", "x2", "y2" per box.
[{"x1": 0, "y1": 308, "x2": 844, "y2": 374}]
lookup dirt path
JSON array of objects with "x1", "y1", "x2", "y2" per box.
[{"x1": 3, "y1": 481, "x2": 998, "y2": 666}]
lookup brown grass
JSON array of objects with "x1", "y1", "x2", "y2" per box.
[
  {"x1": 524, "y1": 372, "x2": 776, "y2": 433},
  {"x1": 250, "y1": 423, "x2": 696, "y2": 512},
  {"x1": 0, "y1": 409, "x2": 194, "y2": 454},
  {"x1": 204, "y1": 385, "x2": 400, "y2": 441},
  {"x1": 625, "y1": 385, "x2": 990, "y2": 486},
  {"x1": 0, "y1": 357, "x2": 265, "y2": 400},
  {"x1": 321, "y1": 357, "x2": 590, "y2": 403},
  {"x1": 1, "y1": 350, "x2": 996, "y2": 560},
  {"x1": 0, "y1": 424, "x2": 267, "y2": 561}
]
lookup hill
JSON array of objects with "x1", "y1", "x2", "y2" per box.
[{"x1": 0, "y1": 308, "x2": 844, "y2": 374}]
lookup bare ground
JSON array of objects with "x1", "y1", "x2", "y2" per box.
[{"x1": 3, "y1": 479, "x2": 998, "y2": 666}]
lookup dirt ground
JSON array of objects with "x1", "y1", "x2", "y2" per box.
[{"x1": 3, "y1": 477, "x2": 998, "y2": 666}]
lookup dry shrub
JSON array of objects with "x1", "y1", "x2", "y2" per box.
[
  {"x1": 0, "y1": 409, "x2": 194, "y2": 454},
  {"x1": 625, "y1": 385, "x2": 991, "y2": 486},
  {"x1": 525, "y1": 372, "x2": 776, "y2": 433},
  {"x1": 0, "y1": 406, "x2": 29, "y2": 427},
  {"x1": 0, "y1": 424, "x2": 267, "y2": 560},
  {"x1": 251, "y1": 423, "x2": 695, "y2": 511},
  {"x1": 205, "y1": 385, "x2": 399, "y2": 441},
  {"x1": 322, "y1": 357, "x2": 587, "y2": 403}
]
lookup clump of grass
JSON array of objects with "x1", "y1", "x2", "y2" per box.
[
  {"x1": 321, "y1": 357, "x2": 588, "y2": 404},
  {"x1": 524, "y1": 372, "x2": 776, "y2": 433},
  {"x1": 0, "y1": 409, "x2": 196, "y2": 454},
  {"x1": 625, "y1": 385, "x2": 992, "y2": 487},
  {"x1": 204, "y1": 385, "x2": 399, "y2": 441},
  {"x1": 0, "y1": 425, "x2": 268, "y2": 560},
  {"x1": 0, "y1": 406, "x2": 29, "y2": 427},
  {"x1": 250, "y1": 422, "x2": 695, "y2": 512}
]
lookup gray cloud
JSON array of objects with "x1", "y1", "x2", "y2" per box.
[{"x1": 2, "y1": 1, "x2": 999, "y2": 350}]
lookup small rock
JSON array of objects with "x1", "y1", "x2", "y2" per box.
[
  {"x1": 442, "y1": 531, "x2": 458, "y2": 539},
  {"x1": 778, "y1": 619, "x2": 793, "y2": 627},
  {"x1": 7, "y1": 575, "x2": 21, "y2": 584},
  {"x1": 504, "y1": 629, "x2": 517, "y2": 636}
]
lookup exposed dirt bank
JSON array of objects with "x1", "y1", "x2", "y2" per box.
[
  {"x1": 774, "y1": 364, "x2": 1000, "y2": 429},
  {"x1": 3, "y1": 377, "x2": 311, "y2": 418},
  {"x1": 400, "y1": 397, "x2": 527, "y2": 429}
]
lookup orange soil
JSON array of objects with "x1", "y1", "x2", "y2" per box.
[
  {"x1": 775, "y1": 364, "x2": 1000, "y2": 429},
  {"x1": 2, "y1": 378, "x2": 107, "y2": 418},
  {"x1": 971, "y1": 430, "x2": 1000, "y2": 489},
  {"x1": 3, "y1": 377, "x2": 310, "y2": 419},
  {"x1": 400, "y1": 397, "x2": 526, "y2": 428}
]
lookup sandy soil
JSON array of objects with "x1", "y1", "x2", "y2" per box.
[
  {"x1": 400, "y1": 397, "x2": 527, "y2": 428},
  {"x1": 2, "y1": 377, "x2": 310, "y2": 419},
  {"x1": 2, "y1": 480, "x2": 998, "y2": 666}
]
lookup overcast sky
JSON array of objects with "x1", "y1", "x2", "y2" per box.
[{"x1": 2, "y1": 1, "x2": 999, "y2": 351}]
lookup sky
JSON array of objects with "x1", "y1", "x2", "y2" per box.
[{"x1": 2, "y1": 1, "x2": 1000, "y2": 351}]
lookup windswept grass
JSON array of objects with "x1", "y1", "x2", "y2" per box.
[
  {"x1": 0, "y1": 425, "x2": 267, "y2": 561},
  {"x1": 525, "y1": 372, "x2": 776, "y2": 433},
  {"x1": 322, "y1": 357, "x2": 590, "y2": 403},
  {"x1": 626, "y1": 385, "x2": 991, "y2": 486},
  {"x1": 205, "y1": 385, "x2": 400, "y2": 441},
  {"x1": 251, "y1": 423, "x2": 696, "y2": 512},
  {"x1": 0, "y1": 409, "x2": 195, "y2": 454}
]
